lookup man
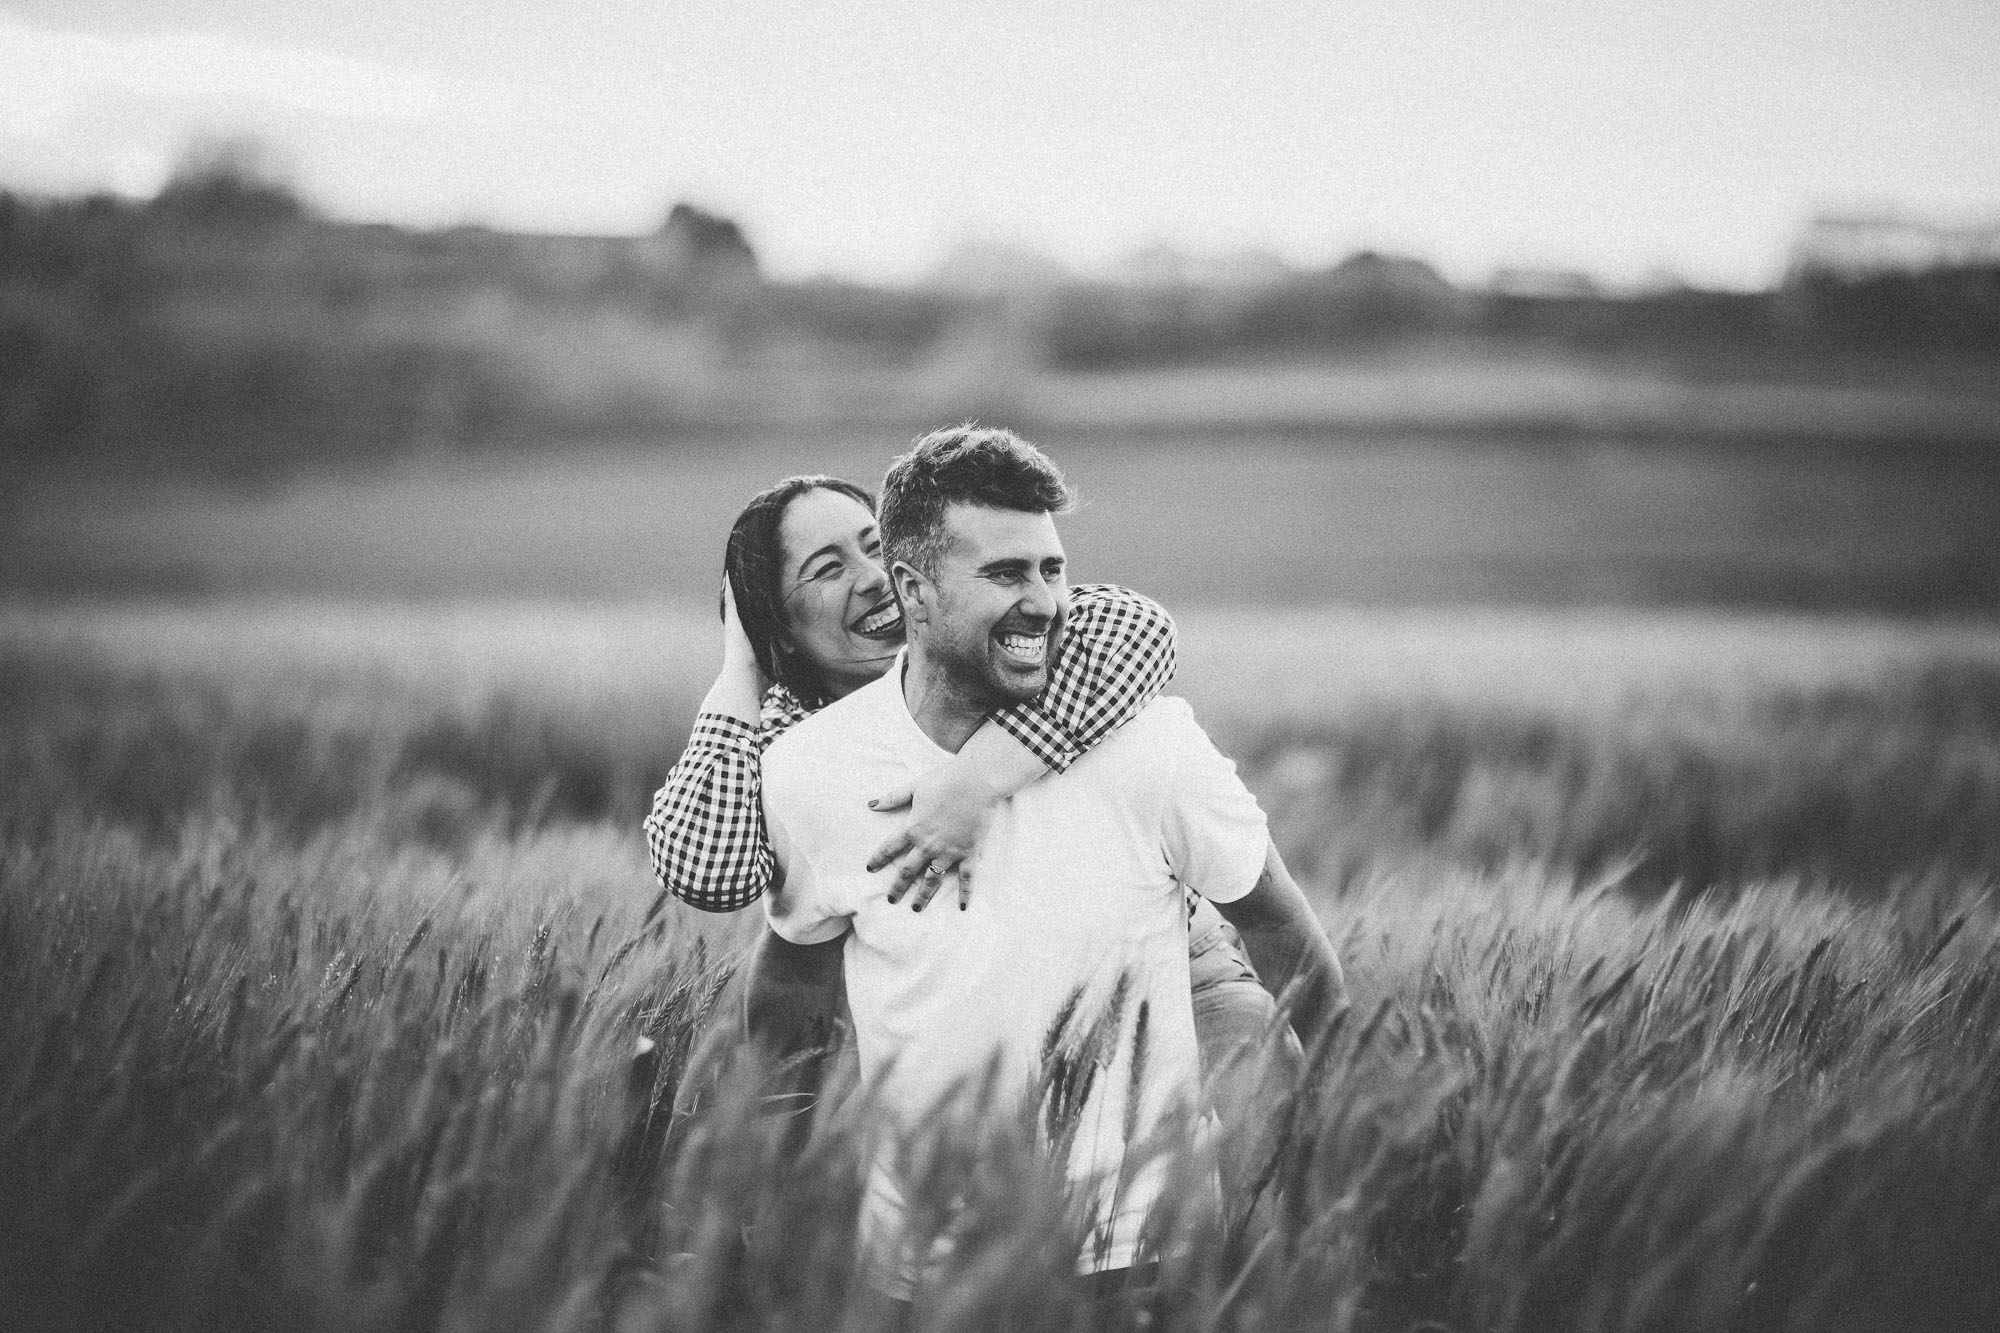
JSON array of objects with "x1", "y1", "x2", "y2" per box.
[{"x1": 749, "y1": 425, "x2": 1344, "y2": 1300}]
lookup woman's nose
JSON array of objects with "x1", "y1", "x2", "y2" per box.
[{"x1": 855, "y1": 552, "x2": 889, "y2": 594}]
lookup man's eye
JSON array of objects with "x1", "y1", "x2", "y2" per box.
[{"x1": 808, "y1": 562, "x2": 841, "y2": 582}]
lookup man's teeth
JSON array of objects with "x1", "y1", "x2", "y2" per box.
[{"x1": 999, "y1": 633, "x2": 1046, "y2": 662}]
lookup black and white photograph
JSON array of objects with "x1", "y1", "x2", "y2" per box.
[{"x1": 3, "y1": 2, "x2": 1999, "y2": 1329}]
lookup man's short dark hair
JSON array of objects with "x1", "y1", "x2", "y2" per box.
[{"x1": 879, "y1": 425, "x2": 1073, "y2": 577}]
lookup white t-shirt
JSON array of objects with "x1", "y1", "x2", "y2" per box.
[{"x1": 761, "y1": 664, "x2": 1269, "y2": 1286}]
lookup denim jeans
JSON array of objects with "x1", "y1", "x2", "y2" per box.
[
  {"x1": 1188, "y1": 896, "x2": 1299, "y2": 1212},
  {"x1": 1188, "y1": 896, "x2": 1279, "y2": 1077}
]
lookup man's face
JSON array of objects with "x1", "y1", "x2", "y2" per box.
[{"x1": 906, "y1": 504, "x2": 1068, "y2": 708}]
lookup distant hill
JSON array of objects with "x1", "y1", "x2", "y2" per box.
[{"x1": 3, "y1": 188, "x2": 1998, "y2": 477}]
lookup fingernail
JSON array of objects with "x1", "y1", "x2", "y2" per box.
[{"x1": 866, "y1": 799, "x2": 878, "y2": 809}]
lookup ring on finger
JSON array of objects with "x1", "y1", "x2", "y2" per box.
[{"x1": 924, "y1": 861, "x2": 948, "y2": 879}]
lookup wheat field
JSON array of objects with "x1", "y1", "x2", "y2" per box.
[{"x1": 4, "y1": 601, "x2": 1999, "y2": 1331}]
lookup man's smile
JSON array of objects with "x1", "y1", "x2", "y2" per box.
[
  {"x1": 993, "y1": 614, "x2": 1055, "y2": 671},
  {"x1": 997, "y1": 630, "x2": 1047, "y2": 665}
]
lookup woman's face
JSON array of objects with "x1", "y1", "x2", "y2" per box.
[{"x1": 776, "y1": 487, "x2": 905, "y2": 698}]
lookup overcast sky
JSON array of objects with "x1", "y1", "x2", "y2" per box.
[{"x1": 4, "y1": 0, "x2": 1996, "y2": 288}]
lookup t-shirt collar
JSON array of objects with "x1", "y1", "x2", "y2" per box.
[{"x1": 885, "y1": 646, "x2": 955, "y2": 759}]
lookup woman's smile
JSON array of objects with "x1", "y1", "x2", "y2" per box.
[
  {"x1": 779, "y1": 487, "x2": 906, "y2": 698},
  {"x1": 851, "y1": 596, "x2": 905, "y2": 641}
]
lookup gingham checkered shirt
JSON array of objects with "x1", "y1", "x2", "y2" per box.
[{"x1": 642, "y1": 582, "x2": 1178, "y2": 912}]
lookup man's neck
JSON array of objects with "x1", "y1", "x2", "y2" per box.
[{"x1": 901, "y1": 651, "x2": 991, "y2": 754}]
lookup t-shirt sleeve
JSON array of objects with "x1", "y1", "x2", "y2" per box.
[
  {"x1": 761, "y1": 768, "x2": 857, "y2": 946},
  {"x1": 1159, "y1": 703, "x2": 1270, "y2": 906}
]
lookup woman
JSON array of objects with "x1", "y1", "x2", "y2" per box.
[{"x1": 642, "y1": 475, "x2": 1284, "y2": 1172}]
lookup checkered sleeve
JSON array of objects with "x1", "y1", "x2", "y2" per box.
[
  {"x1": 640, "y1": 685, "x2": 814, "y2": 913},
  {"x1": 989, "y1": 582, "x2": 1178, "y2": 773}
]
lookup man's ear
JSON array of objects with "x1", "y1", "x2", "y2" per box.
[{"x1": 890, "y1": 560, "x2": 930, "y2": 625}]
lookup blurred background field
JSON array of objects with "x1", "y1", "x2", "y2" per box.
[
  {"x1": 7, "y1": 166, "x2": 2000, "y2": 610},
  {"x1": 7, "y1": 147, "x2": 1994, "y2": 910},
  {"x1": 6, "y1": 596, "x2": 2000, "y2": 1330},
  {"x1": 8, "y1": 598, "x2": 1999, "y2": 897},
  {"x1": 9, "y1": 428, "x2": 2000, "y2": 609},
  {"x1": 6, "y1": 96, "x2": 2000, "y2": 1331}
]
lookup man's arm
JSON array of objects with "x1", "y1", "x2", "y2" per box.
[
  {"x1": 1210, "y1": 841, "x2": 1346, "y2": 1046},
  {"x1": 749, "y1": 771, "x2": 855, "y2": 1096},
  {"x1": 744, "y1": 926, "x2": 847, "y2": 1061},
  {"x1": 743, "y1": 926, "x2": 848, "y2": 1150}
]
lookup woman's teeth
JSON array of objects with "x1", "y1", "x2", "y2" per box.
[
  {"x1": 856, "y1": 605, "x2": 902, "y2": 636},
  {"x1": 999, "y1": 632, "x2": 1046, "y2": 663}
]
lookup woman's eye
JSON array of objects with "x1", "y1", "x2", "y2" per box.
[{"x1": 808, "y1": 562, "x2": 841, "y2": 583}]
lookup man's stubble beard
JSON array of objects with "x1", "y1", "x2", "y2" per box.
[
  {"x1": 915, "y1": 598, "x2": 1064, "y2": 716},
  {"x1": 913, "y1": 633, "x2": 1034, "y2": 716}
]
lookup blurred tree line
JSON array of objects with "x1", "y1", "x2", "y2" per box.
[{"x1": 3, "y1": 146, "x2": 1997, "y2": 476}]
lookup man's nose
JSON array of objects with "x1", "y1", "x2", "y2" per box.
[{"x1": 1018, "y1": 573, "x2": 1060, "y2": 621}]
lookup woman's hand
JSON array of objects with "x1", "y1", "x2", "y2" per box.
[
  {"x1": 866, "y1": 760, "x2": 1012, "y2": 911},
  {"x1": 721, "y1": 572, "x2": 768, "y2": 692},
  {"x1": 697, "y1": 573, "x2": 767, "y2": 724}
]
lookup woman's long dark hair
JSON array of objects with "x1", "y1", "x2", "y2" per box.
[{"x1": 723, "y1": 475, "x2": 878, "y2": 707}]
